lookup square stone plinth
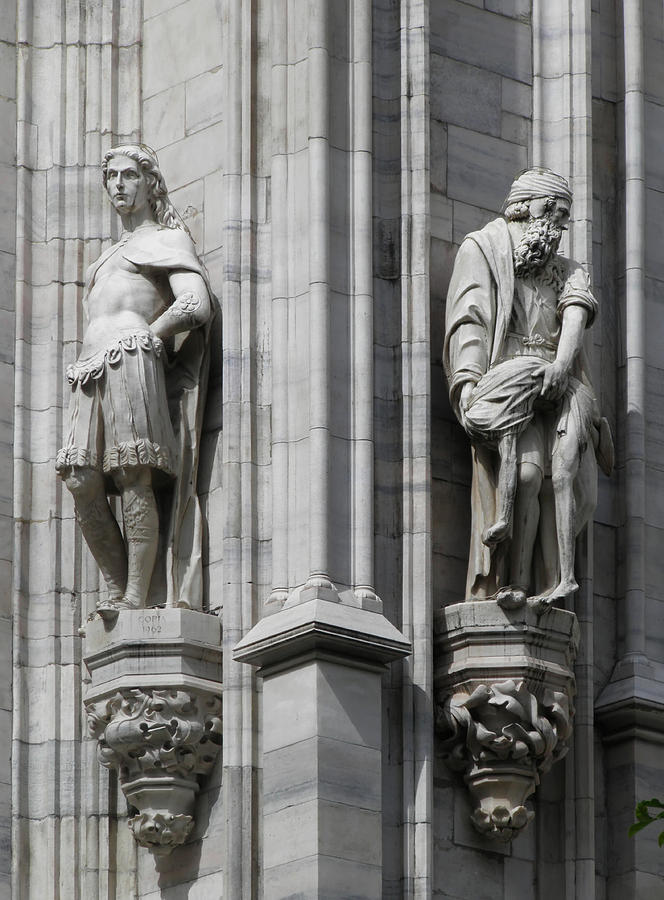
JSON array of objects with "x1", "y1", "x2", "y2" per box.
[
  {"x1": 83, "y1": 608, "x2": 222, "y2": 702},
  {"x1": 434, "y1": 600, "x2": 580, "y2": 701}
]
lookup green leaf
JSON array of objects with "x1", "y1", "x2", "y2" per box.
[
  {"x1": 629, "y1": 822, "x2": 652, "y2": 837},
  {"x1": 658, "y1": 831, "x2": 664, "y2": 848}
]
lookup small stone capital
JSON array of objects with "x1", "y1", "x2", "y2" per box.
[{"x1": 234, "y1": 597, "x2": 411, "y2": 673}]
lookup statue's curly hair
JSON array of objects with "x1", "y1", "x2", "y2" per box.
[
  {"x1": 504, "y1": 196, "x2": 558, "y2": 222},
  {"x1": 101, "y1": 144, "x2": 191, "y2": 236}
]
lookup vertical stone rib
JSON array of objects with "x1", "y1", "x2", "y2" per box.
[
  {"x1": 351, "y1": 0, "x2": 377, "y2": 601},
  {"x1": 622, "y1": 0, "x2": 647, "y2": 662},
  {"x1": 400, "y1": 1, "x2": 432, "y2": 896},
  {"x1": 222, "y1": 0, "x2": 261, "y2": 895},
  {"x1": 307, "y1": 4, "x2": 332, "y2": 586},
  {"x1": 268, "y1": 0, "x2": 289, "y2": 606}
]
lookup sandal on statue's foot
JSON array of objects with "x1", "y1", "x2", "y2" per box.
[{"x1": 113, "y1": 596, "x2": 141, "y2": 611}]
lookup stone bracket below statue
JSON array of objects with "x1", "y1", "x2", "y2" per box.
[
  {"x1": 434, "y1": 601, "x2": 579, "y2": 842},
  {"x1": 82, "y1": 609, "x2": 222, "y2": 856}
]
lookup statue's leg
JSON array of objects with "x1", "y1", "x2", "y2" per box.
[
  {"x1": 114, "y1": 466, "x2": 159, "y2": 609},
  {"x1": 537, "y1": 478, "x2": 559, "y2": 591},
  {"x1": 546, "y1": 429, "x2": 581, "y2": 602},
  {"x1": 484, "y1": 432, "x2": 517, "y2": 547},
  {"x1": 64, "y1": 466, "x2": 127, "y2": 602},
  {"x1": 508, "y1": 461, "x2": 543, "y2": 595}
]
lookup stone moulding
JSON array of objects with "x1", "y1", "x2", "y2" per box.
[
  {"x1": 433, "y1": 601, "x2": 579, "y2": 842},
  {"x1": 82, "y1": 609, "x2": 222, "y2": 855}
]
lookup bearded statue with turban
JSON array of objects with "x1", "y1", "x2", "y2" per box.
[{"x1": 443, "y1": 167, "x2": 612, "y2": 610}]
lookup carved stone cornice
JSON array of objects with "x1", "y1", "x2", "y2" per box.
[
  {"x1": 83, "y1": 609, "x2": 222, "y2": 855},
  {"x1": 234, "y1": 596, "x2": 411, "y2": 674},
  {"x1": 434, "y1": 601, "x2": 579, "y2": 842}
]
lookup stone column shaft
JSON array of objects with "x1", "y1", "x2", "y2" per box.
[
  {"x1": 262, "y1": 659, "x2": 383, "y2": 897},
  {"x1": 234, "y1": 601, "x2": 411, "y2": 900}
]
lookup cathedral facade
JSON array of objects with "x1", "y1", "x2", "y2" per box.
[{"x1": 0, "y1": 0, "x2": 662, "y2": 897}]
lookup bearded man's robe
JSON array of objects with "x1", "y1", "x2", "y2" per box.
[{"x1": 443, "y1": 218, "x2": 602, "y2": 600}]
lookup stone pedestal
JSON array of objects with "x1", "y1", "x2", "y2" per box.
[
  {"x1": 83, "y1": 609, "x2": 222, "y2": 855},
  {"x1": 234, "y1": 597, "x2": 410, "y2": 900},
  {"x1": 434, "y1": 601, "x2": 579, "y2": 842}
]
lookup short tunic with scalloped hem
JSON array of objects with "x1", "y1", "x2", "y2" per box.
[{"x1": 55, "y1": 331, "x2": 178, "y2": 486}]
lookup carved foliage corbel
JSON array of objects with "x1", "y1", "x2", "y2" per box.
[
  {"x1": 86, "y1": 688, "x2": 222, "y2": 855},
  {"x1": 437, "y1": 678, "x2": 573, "y2": 841}
]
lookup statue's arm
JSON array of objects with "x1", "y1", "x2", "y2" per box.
[
  {"x1": 539, "y1": 304, "x2": 588, "y2": 400},
  {"x1": 151, "y1": 269, "x2": 211, "y2": 340},
  {"x1": 556, "y1": 304, "x2": 588, "y2": 371}
]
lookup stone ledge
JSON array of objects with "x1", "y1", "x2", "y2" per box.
[
  {"x1": 596, "y1": 658, "x2": 664, "y2": 744},
  {"x1": 233, "y1": 597, "x2": 411, "y2": 672}
]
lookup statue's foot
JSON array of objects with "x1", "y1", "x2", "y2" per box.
[
  {"x1": 114, "y1": 596, "x2": 141, "y2": 611},
  {"x1": 495, "y1": 586, "x2": 527, "y2": 609},
  {"x1": 483, "y1": 519, "x2": 510, "y2": 548},
  {"x1": 96, "y1": 598, "x2": 120, "y2": 621},
  {"x1": 528, "y1": 578, "x2": 579, "y2": 613}
]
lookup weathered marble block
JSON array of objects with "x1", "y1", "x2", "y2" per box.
[
  {"x1": 434, "y1": 601, "x2": 579, "y2": 842},
  {"x1": 83, "y1": 609, "x2": 222, "y2": 855}
]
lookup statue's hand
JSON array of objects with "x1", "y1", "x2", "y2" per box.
[{"x1": 534, "y1": 361, "x2": 568, "y2": 401}]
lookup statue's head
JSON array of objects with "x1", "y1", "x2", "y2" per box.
[
  {"x1": 502, "y1": 168, "x2": 573, "y2": 276},
  {"x1": 101, "y1": 144, "x2": 187, "y2": 232}
]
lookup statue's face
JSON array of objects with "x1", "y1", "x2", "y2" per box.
[
  {"x1": 529, "y1": 196, "x2": 571, "y2": 227},
  {"x1": 105, "y1": 155, "x2": 150, "y2": 216}
]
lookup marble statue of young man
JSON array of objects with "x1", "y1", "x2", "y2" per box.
[
  {"x1": 444, "y1": 167, "x2": 612, "y2": 610},
  {"x1": 56, "y1": 144, "x2": 212, "y2": 618}
]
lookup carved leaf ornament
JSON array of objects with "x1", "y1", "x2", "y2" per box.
[
  {"x1": 439, "y1": 679, "x2": 572, "y2": 775},
  {"x1": 86, "y1": 688, "x2": 222, "y2": 853},
  {"x1": 437, "y1": 678, "x2": 573, "y2": 841},
  {"x1": 88, "y1": 689, "x2": 221, "y2": 778}
]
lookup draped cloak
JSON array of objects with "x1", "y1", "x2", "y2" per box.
[
  {"x1": 443, "y1": 218, "x2": 602, "y2": 600},
  {"x1": 80, "y1": 226, "x2": 213, "y2": 611}
]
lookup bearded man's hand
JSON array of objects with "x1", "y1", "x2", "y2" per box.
[{"x1": 534, "y1": 360, "x2": 569, "y2": 401}]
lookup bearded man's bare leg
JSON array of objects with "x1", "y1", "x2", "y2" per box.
[
  {"x1": 114, "y1": 466, "x2": 159, "y2": 609},
  {"x1": 495, "y1": 461, "x2": 542, "y2": 609},
  {"x1": 536, "y1": 478, "x2": 559, "y2": 589},
  {"x1": 531, "y1": 429, "x2": 581, "y2": 609},
  {"x1": 64, "y1": 467, "x2": 127, "y2": 604}
]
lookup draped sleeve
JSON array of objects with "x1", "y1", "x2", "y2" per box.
[
  {"x1": 443, "y1": 238, "x2": 497, "y2": 418},
  {"x1": 557, "y1": 259, "x2": 598, "y2": 327}
]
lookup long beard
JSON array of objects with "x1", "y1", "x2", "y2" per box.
[{"x1": 513, "y1": 216, "x2": 563, "y2": 278}]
